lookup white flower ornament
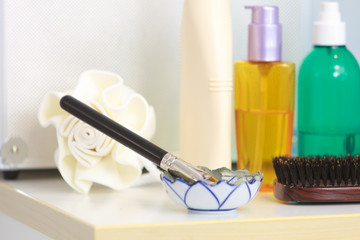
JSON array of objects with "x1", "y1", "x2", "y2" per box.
[{"x1": 38, "y1": 70, "x2": 156, "y2": 193}]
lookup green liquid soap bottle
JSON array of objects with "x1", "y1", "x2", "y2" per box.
[{"x1": 298, "y1": 2, "x2": 360, "y2": 157}]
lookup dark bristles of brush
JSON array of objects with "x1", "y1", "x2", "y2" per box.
[
  {"x1": 273, "y1": 155, "x2": 360, "y2": 187},
  {"x1": 305, "y1": 156, "x2": 313, "y2": 186},
  {"x1": 336, "y1": 156, "x2": 342, "y2": 185},
  {"x1": 320, "y1": 156, "x2": 328, "y2": 186},
  {"x1": 273, "y1": 155, "x2": 360, "y2": 202},
  {"x1": 353, "y1": 155, "x2": 360, "y2": 185},
  {"x1": 297, "y1": 157, "x2": 306, "y2": 187},
  {"x1": 344, "y1": 155, "x2": 351, "y2": 185}
]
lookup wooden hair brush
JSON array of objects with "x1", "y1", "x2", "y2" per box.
[{"x1": 272, "y1": 155, "x2": 360, "y2": 202}]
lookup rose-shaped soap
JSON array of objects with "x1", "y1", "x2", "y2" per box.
[{"x1": 38, "y1": 70, "x2": 156, "y2": 193}]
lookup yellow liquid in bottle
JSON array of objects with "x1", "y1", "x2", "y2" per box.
[{"x1": 234, "y1": 61, "x2": 295, "y2": 191}]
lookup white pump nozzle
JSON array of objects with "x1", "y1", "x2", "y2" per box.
[{"x1": 313, "y1": 2, "x2": 346, "y2": 46}]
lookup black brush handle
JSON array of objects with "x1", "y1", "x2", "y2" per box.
[{"x1": 60, "y1": 95, "x2": 167, "y2": 166}]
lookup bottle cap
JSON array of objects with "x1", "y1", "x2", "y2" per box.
[
  {"x1": 313, "y1": 2, "x2": 346, "y2": 46},
  {"x1": 246, "y1": 5, "x2": 282, "y2": 62}
]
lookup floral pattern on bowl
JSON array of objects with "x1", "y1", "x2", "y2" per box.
[{"x1": 160, "y1": 173, "x2": 262, "y2": 213}]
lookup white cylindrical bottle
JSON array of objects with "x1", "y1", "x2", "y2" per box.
[{"x1": 179, "y1": 0, "x2": 233, "y2": 169}]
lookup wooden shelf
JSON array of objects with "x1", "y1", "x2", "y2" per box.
[{"x1": 1, "y1": 170, "x2": 360, "y2": 240}]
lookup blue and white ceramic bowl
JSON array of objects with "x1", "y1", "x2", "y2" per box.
[{"x1": 160, "y1": 174, "x2": 262, "y2": 214}]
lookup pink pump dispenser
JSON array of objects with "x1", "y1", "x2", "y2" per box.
[{"x1": 246, "y1": 5, "x2": 282, "y2": 62}]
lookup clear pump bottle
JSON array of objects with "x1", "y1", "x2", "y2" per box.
[
  {"x1": 234, "y1": 6, "x2": 295, "y2": 190},
  {"x1": 298, "y1": 2, "x2": 360, "y2": 157}
]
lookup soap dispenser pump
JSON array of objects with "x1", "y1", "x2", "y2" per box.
[{"x1": 234, "y1": 5, "x2": 295, "y2": 189}]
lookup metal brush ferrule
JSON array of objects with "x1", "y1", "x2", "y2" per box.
[{"x1": 160, "y1": 153, "x2": 210, "y2": 183}]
